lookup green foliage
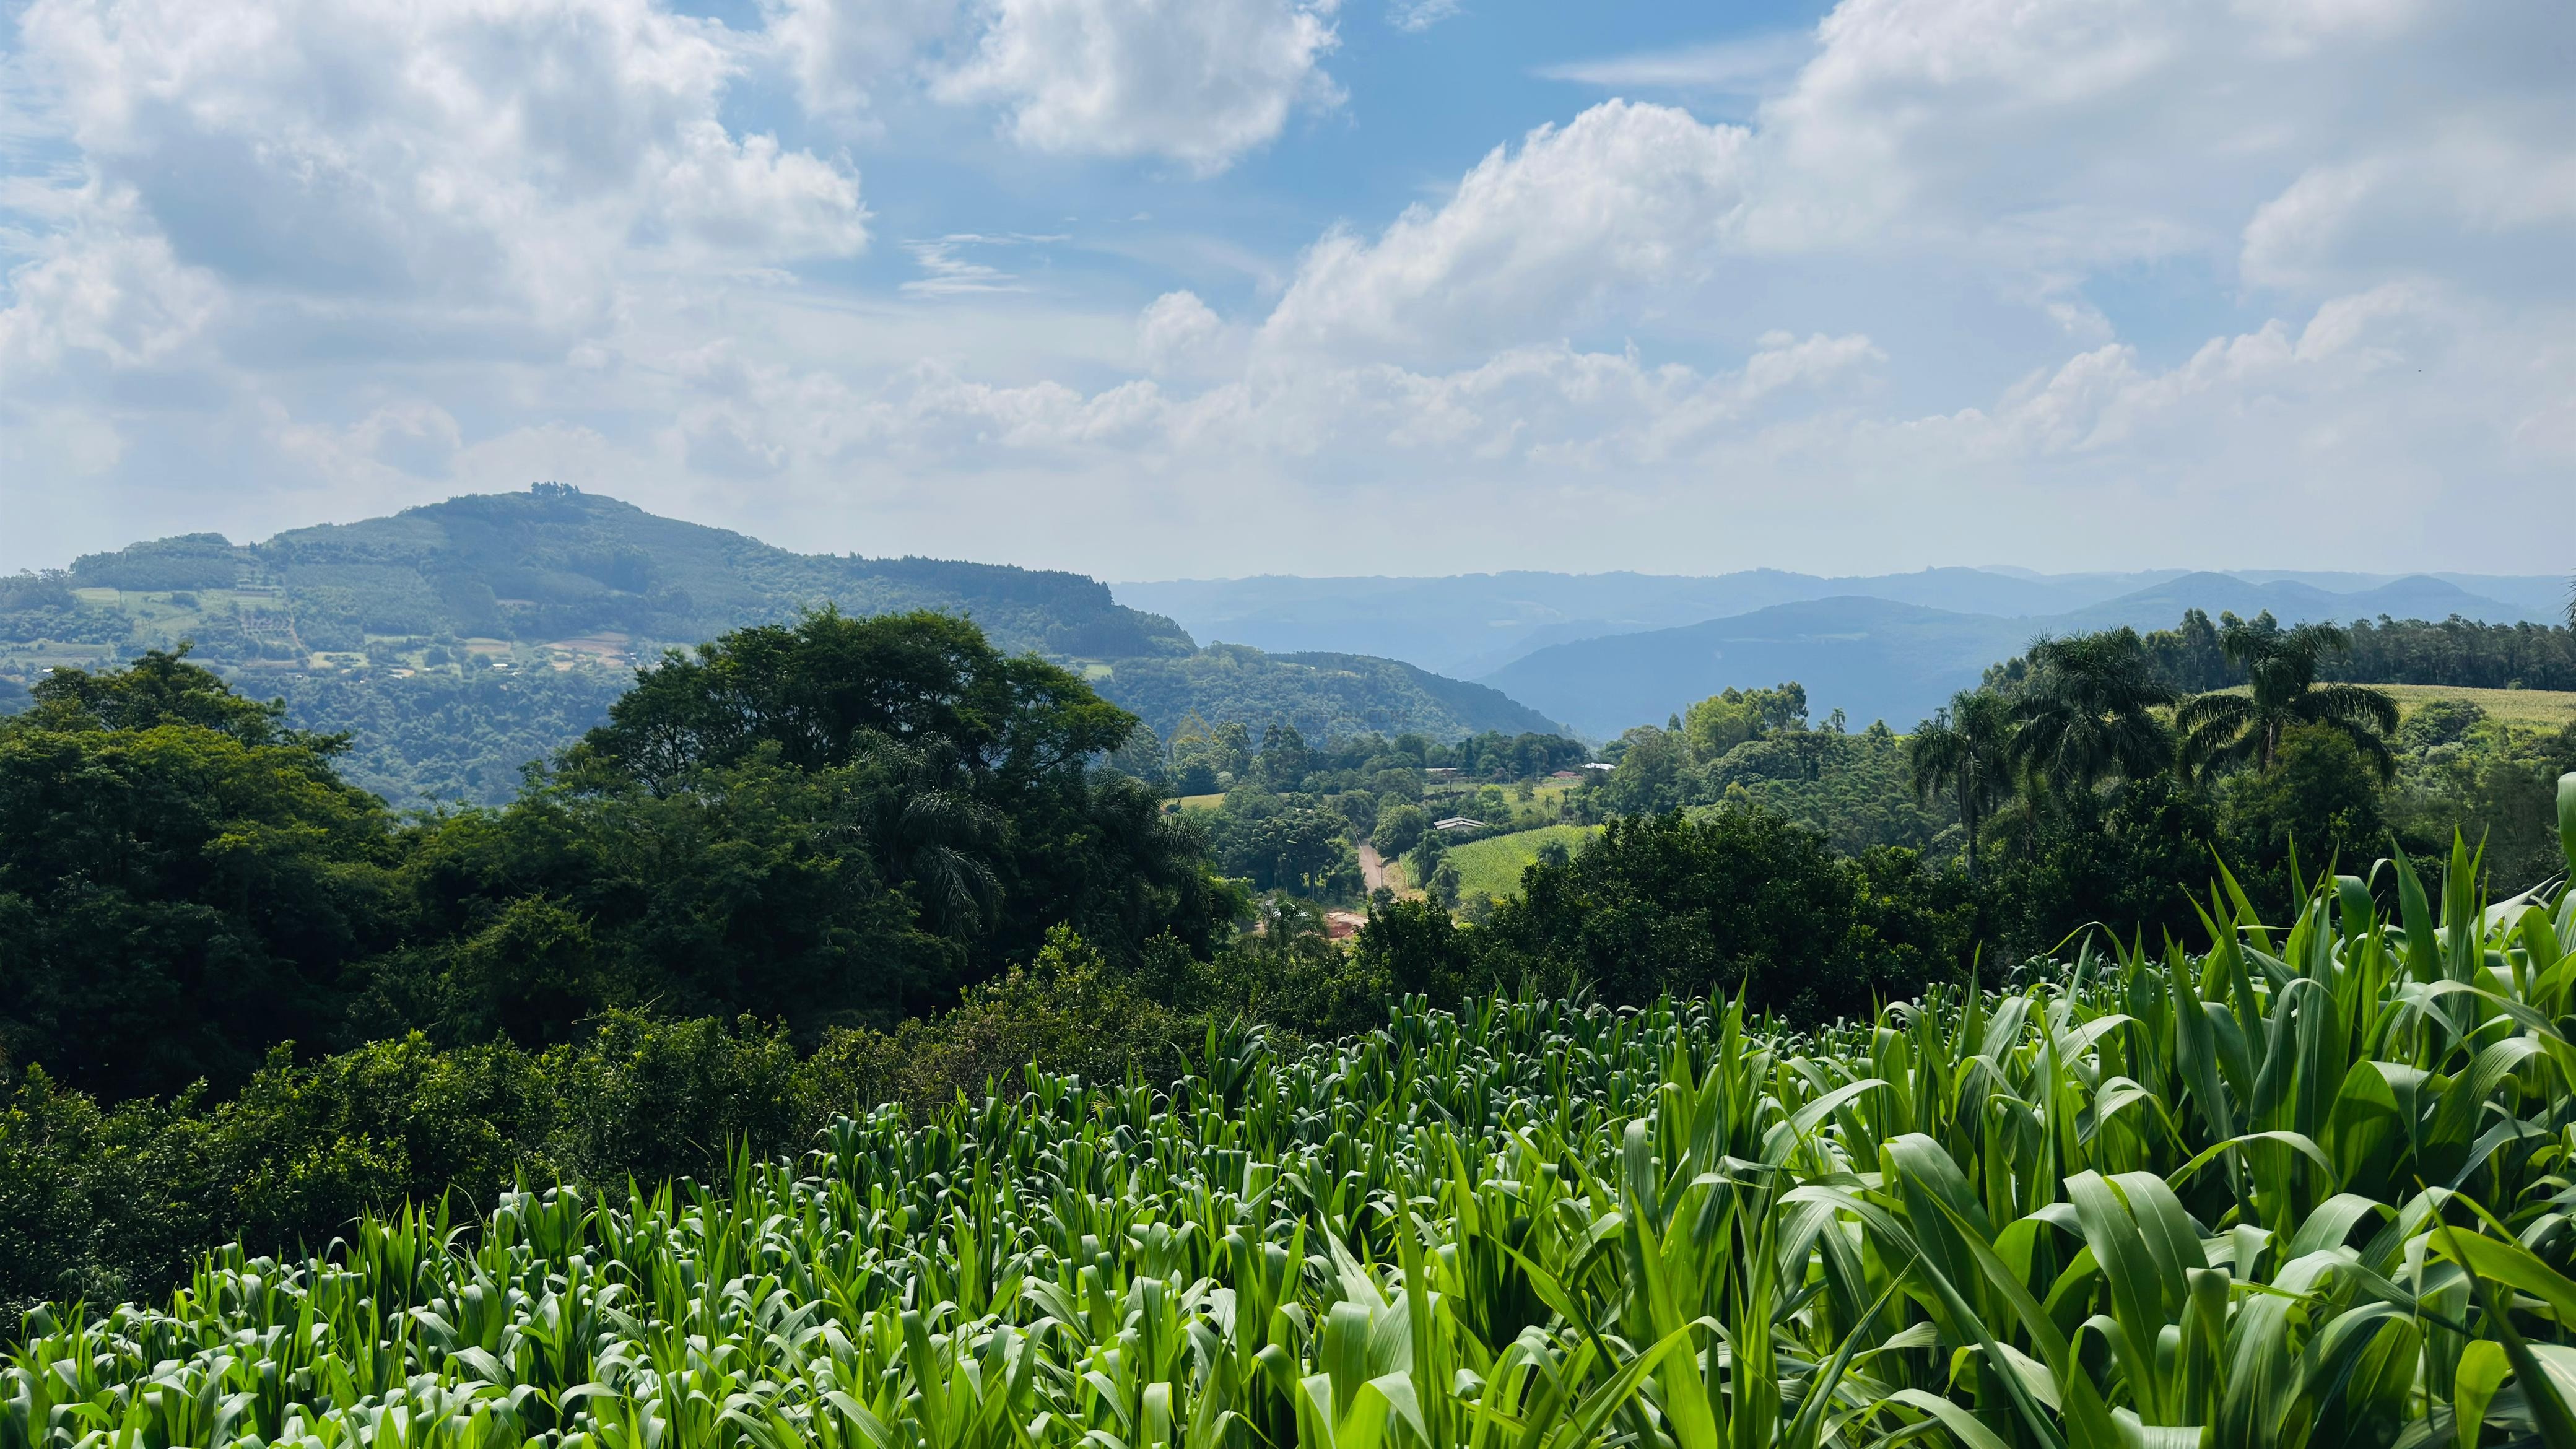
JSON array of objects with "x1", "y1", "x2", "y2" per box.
[
  {"x1": 1597, "y1": 710, "x2": 1951, "y2": 856},
  {"x1": 2387, "y1": 709, "x2": 2576, "y2": 890},
  {"x1": 1680, "y1": 681, "x2": 1806, "y2": 762},
  {"x1": 21, "y1": 646, "x2": 310, "y2": 746},
  {"x1": 2008, "y1": 628, "x2": 2178, "y2": 795},
  {"x1": 0, "y1": 618, "x2": 1245, "y2": 1107},
  {"x1": 1095, "y1": 642, "x2": 1562, "y2": 743},
  {"x1": 2177, "y1": 614, "x2": 2398, "y2": 782},
  {"x1": 22, "y1": 487, "x2": 1582, "y2": 805},
  {"x1": 1199, "y1": 794, "x2": 1362, "y2": 896},
  {"x1": 1975, "y1": 769, "x2": 2226, "y2": 955},
  {"x1": 2219, "y1": 723, "x2": 2389, "y2": 874},
  {"x1": 30, "y1": 827, "x2": 2576, "y2": 1447},
  {"x1": 0, "y1": 677, "x2": 404, "y2": 1099},
  {"x1": 1377, "y1": 807, "x2": 1977, "y2": 1021},
  {"x1": 1369, "y1": 800, "x2": 1427, "y2": 856},
  {"x1": 1905, "y1": 689, "x2": 2014, "y2": 876},
  {"x1": 266, "y1": 668, "x2": 627, "y2": 804}
]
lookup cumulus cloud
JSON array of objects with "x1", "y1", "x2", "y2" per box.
[
  {"x1": 4, "y1": 0, "x2": 2572, "y2": 578},
  {"x1": 936, "y1": 0, "x2": 1342, "y2": 173},
  {"x1": 13, "y1": 0, "x2": 866, "y2": 328},
  {"x1": 1261, "y1": 100, "x2": 1748, "y2": 359},
  {"x1": 761, "y1": 0, "x2": 960, "y2": 118},
  {"x1": 1135, "y1": 289, "x2": 1224, "y2": 375}
]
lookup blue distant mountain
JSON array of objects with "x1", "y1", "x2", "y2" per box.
[
  {"x1": 1474, "y1": 572, "x2": 2554, "y2": 739},
  {"x1": 1115, "y1": 567, "x2": 2551, "y2": 682}
]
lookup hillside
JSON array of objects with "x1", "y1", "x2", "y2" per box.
[
  {"x1": 1092, "y1": 644, "x2": 1564, "y2": 742},
  {"x1": 46, "y1": 485, "x2": 1195, "y2": 664},
  {"x1": 0, "y1": 488, "x2": 1570, "y2": 801}
]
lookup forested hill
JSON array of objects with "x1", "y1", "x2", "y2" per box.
[
  {"x1": 57, "y1": 485, "x2": 1197, "y2": 661},
  {"x1": 1, "y1": 487, "x2": 1569, "y2": 802},
  {"x1": 1095, "y1": 645, "x2": 1562, "y2": 743}
]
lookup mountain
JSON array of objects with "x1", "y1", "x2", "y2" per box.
[
  {"x1": 1097, "y1": 645, "x2": 1563, "y2": 744},
  {"x1": 2045, "y1": 572, "x2": 2535, "y2": 635},
  {"x1": 1482, "y1": 598, "x2": 2027, "y2": 740},
  {"x1": 1116, "y1": 566, "x2": 2556, "y2": 678},
  {"x1": 61, "y1": 485, "x2": 1195, "y2": 663},
  {"x1": 1, "y1": 487, "x2": 1567, "y2": 801},
  {"x1": 1486, "y1": 572, "x2": 2561, "y2": 739}
]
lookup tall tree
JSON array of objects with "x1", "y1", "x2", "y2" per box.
[
  {"x1": 1907, "y1": 689, "x2": 2016, "y2": 879},
  {"x1": 2008, "y1": 630, "x2": 2179, "y2": 797},
  {"x1": 2176, "y1": 614, "x2": 2398, "y2": 782}
]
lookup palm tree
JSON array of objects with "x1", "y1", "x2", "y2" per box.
[
  {"x1": 1907, "y1": 689, "x2": 2017, "y2": 879},
  {"x1": 2008, "y1": 629, "x2": 2179, "y2": 797},
  {"x1": 848, "y1": 731, "x2": 1004, "y2": 934},
  {"x1": 2176, "y1": 614, "x2": 2398, "y2": 782}
]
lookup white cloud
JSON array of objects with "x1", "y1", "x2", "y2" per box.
[
  {"x1": 12, "y1": 0, "x2": 867, "y2": 328},
  {"x1": 1261, "y1": 100, "x2": 1749, "y2": 360},
  {"x1": 1135, "y1": 289, "x2": 1224, "y2": 375},
  {"x1": 1385, "y1": 0, "x2": 1458, "y2": 34},
  {"x1": 0, "y1": 189, "x2": 219, "y2": 373},
  {"x1": 760, "y1": 0, "x2": 959, "y2": 119},
  {"x1": 1535, "y1": 33, "x2": 1813, "y2": 92},
  {"x1": 902, "y1": 236, "x2": 1024, "y2": 296},
  {"x1": 936, "y1": 0, "x2": 1342, "y2": 174}
]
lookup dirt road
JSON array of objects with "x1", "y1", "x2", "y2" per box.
[{"x1": 1358, "y1": 842, "x2": 1389, "y2": 893}]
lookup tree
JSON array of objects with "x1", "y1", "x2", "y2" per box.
[
  {"x1": 25, "y1": 645, "x2": 321, "y2": 752},
  {"x1": 1, "y1": 655, "x2": 404, "y2": 1099},
  {"x1": 1474, "y1": 809, "x2": 1972, "y2": 1020},
  {"x1": 2176, "y1": 614, "x2": 2398, "y2": 783},
  {"x1": 2008, "y1": 629, "x2": 2178, "y2": 798},
  {"x1": 1372, "y1": 801, "x2": 1428, "y2": 858},
  {"x1": 2220, "y1": 723, "x2": 2388, "y2": 881},
  {"x1": 2139, "y1": 608, "x2": 2235, "y2": 692},
  {"x1": 564, "y1": 609, "x2": 1234, "y2": 974},
  {"x1": 1601, "y1": 725, "x2": 1692, "y2": 815},
  {"x1": 573, "y1": 608, "x2": 1133, "y2": 789},
  {"x1": 1255, "y1": 722, "x2": 1312, "y2": 788},
  {"x1": 1906, "y1": 689, "x2": 2017, "y2": 879}
]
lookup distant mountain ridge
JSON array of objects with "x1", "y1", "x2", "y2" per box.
[
  {"x1": 1116, "y1": 566, "x2": 2556, "y2": 680},
  {"x1": 1483, "y1": 571, "x2": 2565, "y2": 738}
]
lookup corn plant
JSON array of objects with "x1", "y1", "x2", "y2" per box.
[{"x1": 7, "y1": 777, "x2": 2576, "y2": 1448}]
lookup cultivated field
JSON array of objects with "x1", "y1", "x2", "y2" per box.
[{"x1": 11, "y1": 838, "x2": 2571, "y2": 1447}]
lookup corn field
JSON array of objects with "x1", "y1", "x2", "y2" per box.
[{"x1": 9, "y1": 786, "x2": 2576, "y2": 1448}]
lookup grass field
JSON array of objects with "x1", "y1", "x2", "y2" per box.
[
  {"x1": 2375, "y1": 681, "x2": 2576, "y2": 728},
  {"x1": 1440, "y1": 822, "x2": 1603, "y2": 899}
]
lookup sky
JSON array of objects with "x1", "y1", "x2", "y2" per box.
[{"x1": 0, "y1": 0, "x2": 2569, "y2": 580}]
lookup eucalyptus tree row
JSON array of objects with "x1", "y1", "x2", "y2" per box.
[{"x1": 7, "y1": 783, "x2": 2575, "y2": 1448}]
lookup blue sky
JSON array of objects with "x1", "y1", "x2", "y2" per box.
[{"x1": 1, "y1": 0, "x2": 2569, "y2": 579}]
